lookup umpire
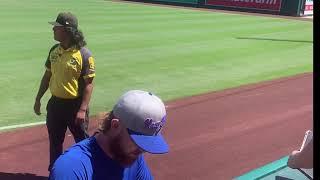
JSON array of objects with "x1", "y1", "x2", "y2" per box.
[{"x1": 33, "y1": 12, "x2": 95, "y2": 171}]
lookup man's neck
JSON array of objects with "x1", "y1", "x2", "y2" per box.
[
  {"x1": 60, "y1": 41, "x2": 72, "y2": 50},
  {"x1": 95, "y1": 133, "x2": 114, "y2": 159}
]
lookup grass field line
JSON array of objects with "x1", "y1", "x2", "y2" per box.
[{"x1": 0, "y1": 121, "x2": 45, "y2": 131}]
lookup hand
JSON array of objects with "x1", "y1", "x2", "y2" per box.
[
  {"x1": 75, "y1": 109, "x2": 86, "y2": 125},
  {"x1": 34, "y1": 100, "x2": 41, "y2": 115},
  {"x1": 287, "y1": 150, "x2": 300, "y2": 169},
  {"x1": 290, "y1": 150, "x2": 300, "y2": 156}
]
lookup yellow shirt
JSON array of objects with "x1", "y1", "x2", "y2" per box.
[{"x1": 45, "y1": 44, "x2": 95, "y2": 99}]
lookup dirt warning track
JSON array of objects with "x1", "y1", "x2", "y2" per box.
[{"x1": 0, "y1": 73, "x2": 313, "y2": 180}]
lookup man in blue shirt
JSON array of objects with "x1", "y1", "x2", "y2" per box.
[{"x1": 49, "y1": 90, "x2": 169, "y2": 180}]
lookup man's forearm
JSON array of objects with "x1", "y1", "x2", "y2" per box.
[
  {"x1": 36, "y1": 71, "x2": 51, "y2": 101},
  {"x1": 79, "y1": 82, "x2": 93, "y2": 111}
]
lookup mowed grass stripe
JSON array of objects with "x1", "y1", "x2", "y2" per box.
[{"x1": 0, "y1": 0, "x2": 312, "y2": 128}]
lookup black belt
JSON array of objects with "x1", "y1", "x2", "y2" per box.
[{"x1": 51, "y1": 95, "x2": 82, "y2": 103}]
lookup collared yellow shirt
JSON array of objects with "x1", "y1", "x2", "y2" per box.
[{"x1": 45, "y1": 44, "x2": 95, "y2": 99}]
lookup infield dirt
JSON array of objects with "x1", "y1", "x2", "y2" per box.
[{"x1": 0, "y1": 72, "x2": 313, "y2": 179}]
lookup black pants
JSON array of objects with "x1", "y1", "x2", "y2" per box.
[{"x1": 46, "y1": 96, "x2": 89, "y2": 171}]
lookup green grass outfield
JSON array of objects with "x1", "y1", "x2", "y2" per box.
[{"x1": 0, "y1": 0, "x2": 313, "y2": 128}]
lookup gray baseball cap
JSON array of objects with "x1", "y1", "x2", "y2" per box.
[
  {"x1": 49, "y1": 12, "x2": 78, "y2": 29},
  {"x1": 113, "y1": 90, "x2": 169, "y2": 154}
]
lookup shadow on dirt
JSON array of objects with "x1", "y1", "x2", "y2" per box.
[{"x1": 0, "y1": 172, "x2": 47, "y2": 180}]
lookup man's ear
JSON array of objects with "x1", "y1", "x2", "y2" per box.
[{"x1": 110, "y1": 118, "x2": 121, "y2": 130}]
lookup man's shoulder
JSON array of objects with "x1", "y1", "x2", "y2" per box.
[
  {"x1": 49, "y1": 153, "x2": 92, "y2": 180},
  {"x1": 60, "y1": 137, "x2": 95, "y2": 159},
  {"x1": 49, "y1": 138, "x2": 96, "y2": 179},
  {"x1": 80, "y1": 47, "x2": 93, "y2": 59},
  {"x1": 49, "y1": 44, "x2": 60, "y2": 52}
]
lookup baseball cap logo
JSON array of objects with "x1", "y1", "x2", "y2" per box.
[{"x1": 144, "y1": 115, "x2": 166, "y2": 135}]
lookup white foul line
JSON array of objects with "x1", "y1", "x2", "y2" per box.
[{"x1": 0, "y1": 121, "x2": 45, "y2": 131}]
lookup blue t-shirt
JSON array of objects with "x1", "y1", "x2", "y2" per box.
[{"x1": 49, "y1": 136, "x2": 153, "y2": 180}]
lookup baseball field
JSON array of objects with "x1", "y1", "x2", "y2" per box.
[{"x1": 0, "y1": 0, "x2": 313, "y2": 179}]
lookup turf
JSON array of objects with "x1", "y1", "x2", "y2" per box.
[{"x1": 0, "y1": 0, "x2": 312, "y2": 128}]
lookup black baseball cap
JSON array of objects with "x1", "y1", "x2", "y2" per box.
[{"x1": 49, "y1": 12, "x2": 78, "y2": 29}]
